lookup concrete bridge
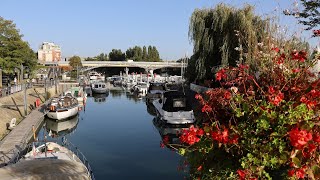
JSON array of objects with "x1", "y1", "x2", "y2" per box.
[{"x1": 44, "y1": 60, "x2": 187, "y2": 73}]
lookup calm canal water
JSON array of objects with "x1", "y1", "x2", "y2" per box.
[{"x1": 38, "y1": 90, "x2": 188, "y2": 180}]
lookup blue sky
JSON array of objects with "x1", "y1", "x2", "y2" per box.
[{"x1": 0, "y1": 0, "x2": 312, "y2": 60}]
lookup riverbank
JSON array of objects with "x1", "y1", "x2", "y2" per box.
[{"x1": 0, "y1": 83, "x2": 75, "y2": 140}]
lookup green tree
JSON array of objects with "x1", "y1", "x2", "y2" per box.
[
  {"x1": 133, "y1": 46, "x2": 142, "y2": 61},
  {"x1": 0, "y1": 16, "x2": 37, "y2": 74},
  {"x1": 68, "y1": 56, "x2": 82, "y2": 69},
  {"x1": 285, "y1": 0, "x2": 320, "y2": 30},
  {"x1": 152, "y1": 46, "x2": 160, "y2": 61},
  {"x1": 96, "y1": 53, "x2": 108, "y2": 61},
  {"x1": 126, "y1": 48, "x2": 134, "y2": 60},
  {"x1": 188, "y1": 4, "x2": 268, "y2": 81},
  {"x1": 109, "y1": 49, "x2": 125, "y2": 61},
  {"x1": 147, "y1": 45, "x2": 153, "y2": 61},
  {"x1": 142, "y1": 46, "x2": 147, "y2": 61}
]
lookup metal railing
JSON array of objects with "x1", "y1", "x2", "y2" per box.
[
  {"x1": 0, "y1": 139, "x2": 95, "y2": 180},
  {"x1": 0, "y1": 83, "x2": 33, "y2": 98}
]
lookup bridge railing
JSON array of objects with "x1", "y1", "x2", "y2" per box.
[{"x1": 44, "y1": 61, "x2": 186, "y2": 67}]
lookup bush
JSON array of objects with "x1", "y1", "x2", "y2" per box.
[{"x1": 162, "y1": 47, "x2": 320, "y2": 179}]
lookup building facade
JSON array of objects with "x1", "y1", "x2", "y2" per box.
[{"x1": 37, "y1": 42, "x2": 61, "y2": 62}]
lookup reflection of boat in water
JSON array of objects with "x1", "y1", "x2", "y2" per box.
[
  {"x1": 45, "y1": 115, "x2": 79, "y2": 137},
  {"x1": 153, "y1": 118, "x2": 192, "y2": 149},
  {"x1": 93, "y1": 92, "x2": 109, "y2": 103},
  {"x1": 146, "y1": 101, "x2": 157, "y2": 116}
]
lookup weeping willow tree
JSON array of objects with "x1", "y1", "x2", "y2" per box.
[{"x1": 187, "y1": 4, "x2": 269, "y2": 81}]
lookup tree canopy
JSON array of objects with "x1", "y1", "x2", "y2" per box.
[
  {"x1": 188, "y1": 4, "x2": 269, "y2": 80},
  {"x1": 126, "y1": 45, "x2": 161, "y2": 62},
  {"x1": 68, "y1": 56, "x2": 82, "y2": 69},
  {"x1": 109, "y1": 49, "x2": 125, "y2": 61},
  {"x1": 84, "y1": 53, "x2": 108, "y2": 61},
  {"x1": 0, "y1": 16, "x2": 37, "y2": 74},
  {"x1": 284, "y1": 0, "x2": 320, "y2": 30}
]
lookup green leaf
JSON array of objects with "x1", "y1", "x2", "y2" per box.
[
  {"x1": 292, "y1": 157, "x2": 301, "y2": 167},
  {"x1": 178, "y1": 148, "x2": 186, "y2": 156}
]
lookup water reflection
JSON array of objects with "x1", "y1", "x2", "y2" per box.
[
  {"x1": 93, "y1": 92, "x2": 109, "y2": 103},
  {"x1": 146, "y1": 101, "x2": 157, "y2": 116},
  {"x1": 153, "y1": 118, "x2": 191, "y2": 150},
  {"x1": 45, "y1": 115, "x2": 79, "y2": 137}
]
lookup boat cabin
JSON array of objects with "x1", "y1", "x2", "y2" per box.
[{"x1": 160, "y1": 91, "x2": 192, "y2": 112}]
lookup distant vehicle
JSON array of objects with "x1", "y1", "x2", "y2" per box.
[{"x1": 127, "y1": 59, "x2": 134, "y2": 62}]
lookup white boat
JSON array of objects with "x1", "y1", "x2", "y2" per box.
[
  {"x1": 0, "y1": 141, "x2": 95, "y2": 180},
  {"x1": 66, "y1": 86, "x2": 87, "y2": 103},
  {"x1": 131, "y1": 82, "x2": 148, "y2": 96},
  {"x1": 46, "y1": 95, "x2": 79, "y2": 120},
  {"x1": 146, "y1": 82, "x2": 166, "y2": 102},
  {"x1": 88, "y1": 71, "x2": 105, "y2": 82},
  {"x1": 153, "y1": 91, "x2": 195, "y2": 124},
  {"x1": 92, "y1": 82, "x2": 108, "y2": 94}
]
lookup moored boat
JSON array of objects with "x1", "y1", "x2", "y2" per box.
[
  {"x1": 0, "y1": 141, "x2": 95, "y2": 180},
  {"x1": 146, "y1": 82, "x2": 166, "y2": 102},
  {"x1": 152, "y1": 90, "x2": 195, "y2": 124},
  {"x1": 47, "y1": 95, "x2": 79, "y2": 120},
  {"x1": 91, "y1": 82, "x2": 108, "y2": 94}
]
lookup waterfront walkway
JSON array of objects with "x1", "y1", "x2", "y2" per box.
[{"x1": 0, "y1": 105, "x2": 47, "y2": 166}]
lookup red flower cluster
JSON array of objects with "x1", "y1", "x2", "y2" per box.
[
  {"x1": 180, "y1": 125, "x2": 204, "y2": 145},
  {"x1": 288, "y1": 167, "x2": 306, "y2": 179},
  {"x1": 300, "y1": 89, "x2": 320, "y2": 109},
  {"x1": 313, "y1": 29, "x2": 320, "y2": 36},
  {"x1": 291, "y1": 50, "x2": 307, "y2": 62},
  {"x1": 211, "y1": 128, "x2": 238, "y2": 144},
  {"x1": 215, "y1": 69, "x2": 227, "y2": 81},
  {"x1": 271, "y1": 47, "x2": 280, "y2": 53},
  {"x1": 267, "y1": 86, "x2": 284, "y2": 106},
  {"x1": 289, "y1": 128, "x2": 312, "y2": 149},
  {"x1": 201, "y1": 104, "x2": 212, "y2": 113},
  {"x1": 276, "y1": 53, "x2": 286, "y2": 65},
  {"x1": 224, "y1": 91, "x2": 232, "y2": 100}
]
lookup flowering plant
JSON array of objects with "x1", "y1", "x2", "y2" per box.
[{"x1": 162, "y1": 48, "x2": 320, "y2": 179}]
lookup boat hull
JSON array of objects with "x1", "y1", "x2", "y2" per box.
[
  {"x1": 47, "y1": 106, "x2": 79, "y2": 120},
  {"x1": 92, "y1": 88, "x2": 108, "y2": 94}
]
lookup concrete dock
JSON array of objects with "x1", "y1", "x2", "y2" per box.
[{"x1": 0, "y1": 104, "x2": 46, "y2": 166}]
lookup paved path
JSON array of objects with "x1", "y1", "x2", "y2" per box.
[{"x1": 0, "y1": 105, "x2": 47, "y2": 166}]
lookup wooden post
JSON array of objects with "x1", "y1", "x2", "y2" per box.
[
  {"x1": 32, "y1": 125, "x2": 36, "y2": 141},
  {"x1": 44, "y1": 79, "x2": 47, "y2": 101},
  {"x1": 11, "y1": 97, "x2": 23, "y2": 117},
  {"x1": 23, "y1": 83, "x2": 27, "y2": 116},
  {"x1": 0, "y1": 68, "x2": 2, "y2": 88}
]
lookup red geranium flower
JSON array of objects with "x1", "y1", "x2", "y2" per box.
[
  {"x1": 224, "y1": 91, "x2": 232, "y2": 100},
  {"x1": 237, "y1": 169, "x2": 247, "y2": 180},
  {"x1": 296, "y1": 168, "x2": 305, "y2": 179},
  {"x1": 216, "y1": 69, "x2": 227, "y2": 81},
  {"x1": 288, "y1": 169, "x2": 295, "y2": 177},
  {"x1": 289, "y1": 128, "x2": 312, "y2": 149}
]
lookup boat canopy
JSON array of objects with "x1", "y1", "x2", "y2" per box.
[
  {"x1": 162, "y1": 91, "x2": 192, "y2": 112},
  {"x1": 149, "y1": 82, "x2": 166, "y2": 91}
]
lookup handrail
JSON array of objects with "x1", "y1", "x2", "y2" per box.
[{"x1": 61, "y1": 140, "x2": 95, "y2": 180}]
